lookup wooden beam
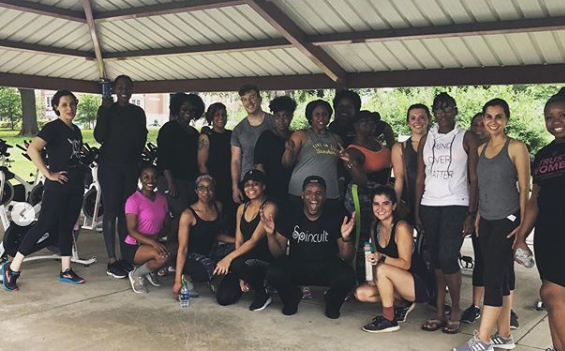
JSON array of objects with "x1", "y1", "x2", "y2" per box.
[
  {"x1": 0, "y1": 0, "x2": 85, "y2": 22},
  {"x1": 104, "y1": 38, "x2": 290, "y2": 60},
  {"x1": 81, "y1": 0, "x2": 106, "y2": 79},
  {"x1": 1, "y1": 64, "x2": 563, "y2": 94},
  {"x1": 95, "y1": 0, "x2": 244, "y2": 22},
  {"x1": 0, "y1": 72, "x2": 99, "y2": 93},
  {"x1": 0, "y1": 39, "x2": 94, "y2": 59},
  {"x1": 243, "y1": 0, "x2": 346, "y2": 84},
  {"x1": 310, "y1": 16, "x2": 565, "y2": 45},
  {"x1": 125, "y1": 64, "x2": 565, "y2": 93},
  {"x1": 347, "y1": 64, "x2": 565, "y2": 88}
]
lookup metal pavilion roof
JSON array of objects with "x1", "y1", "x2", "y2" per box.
[{"x1": 0, "y1": 0, "x2": 564, "y2": 93}]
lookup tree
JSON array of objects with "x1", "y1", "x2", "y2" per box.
[
  {"x1": 18, "y1": 88, "x2": 38, "y2": 136},
  {"x1": 76, "y1": 94, "x2": 101, "y2": 129},
  {"x1": 0, "y1": 87, "x2": 22, "y2": 130}
]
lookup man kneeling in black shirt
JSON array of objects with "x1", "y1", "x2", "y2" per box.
[{"x1": 261, "y1": 176, "x2": 356, "y2": 319}]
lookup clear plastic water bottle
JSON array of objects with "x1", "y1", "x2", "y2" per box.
[
  {"x1": 180, "y1": 275, "x2": 190, "y2": 308},
  {"x1": 364, "y1": 241, "x2": 374, "y2": 282},
  {"x1": 515, "y1": 247, "x2": 535, "y2": 268}
]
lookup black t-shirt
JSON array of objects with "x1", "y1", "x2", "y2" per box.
[
  {"x1": 157, "y1": 120, "x2": 199, "y2": 181},
  {"x1": 532, "y1": 141, "x2": 565, "y2": 218},
  {"x1": 94, "y1": 103, "x2": 147, "y2": 166},
  {"x1": 205, "y1": 129, "x2": 232, "y2": 202},
  {"x1": 276, "y1": 205, "x2": 345, "y2": 261},
  {"x1": 38, "y1": 119, "x2": 84, "y2": 193},
  {"x1": 254, "y1": 130, "x2": 292, "y2": 202}
]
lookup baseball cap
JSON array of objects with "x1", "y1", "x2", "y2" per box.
[
  {"x1": 302, "y1": 175, "x2": 326, "y2": 190},
  {"x1": 241, "y1": 169, "x2": 266, "y2": 187}
]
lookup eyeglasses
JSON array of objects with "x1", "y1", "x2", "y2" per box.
[
  {"x1": 433, "y1": 106, "x2": 456, "y2": 114},
  {"x1": 196, "y1": 185, "x2": 215, "y2": 193}
]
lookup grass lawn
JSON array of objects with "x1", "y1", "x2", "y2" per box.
[{"x1": 0, "y1": 128, "x2": 160, "y2": 181}]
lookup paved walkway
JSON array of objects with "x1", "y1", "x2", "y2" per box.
[{"x1": 0, "y1": 230, "x2": 551, "y2": 351}]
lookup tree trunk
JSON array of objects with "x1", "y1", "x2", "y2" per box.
[{"x1": 18, "y1": 88, "x2": 38, "y2": 136}]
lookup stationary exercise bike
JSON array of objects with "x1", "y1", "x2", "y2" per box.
[
  {"x1": 0, "y1": 139, "x2": 44, "y2": 206},
  {"x1": 81, "y1": 144, "x2": 103, "y2": 231}
]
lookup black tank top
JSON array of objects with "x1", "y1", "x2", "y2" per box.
[
  {"x1": 375, "y1": 222, "x2": 399, "y2": 258},
  {"x1": 404, "y1": 137, "x2": 418, "y2": 202},
  {"x1": 240, "y1": 199, "x2": 273, "y2": 262},
  {"x1": 187, "y1": 202, "x2": 223, "y2": 255}
]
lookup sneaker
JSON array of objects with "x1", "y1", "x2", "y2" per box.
[
  {"x1": 461, "y1": 305, "x2": 481, "y2": 323},
  {"x1": 128, "y1": 270, "x2": 148, "y2": 294},
  {"x1": 491, "y1": 332, "x2": 516, "y2": 349},
  {"x1": 118, "y1": 259, "x2": 134, "y2": 273},
  {"x1": 362, "y1": 316, "x2": 400, "y2": 333},
  {"x1": 157, "y1": 267, "x2": 168, "y2": 277},
  {"x1": 145, "y1": 272, "x2": 162, "y2": 287},
  {"x1": 395, "y1": 302, "x2": 416, "y2": 323},
  {"x1": 282, "y1": 286, "x2": 302, "y2": 316},
  {"x1": 1, "y1": 262, "x2": 20, "y2": 292},
  {"x1": 510, "y1": 310, "x2": 519, "y2": 330},
  {"x1": 185, "y1": 279, "x2": 199, "y2": 298},
  {"x1": 453, "y1": 331, "x2": 494, "y2": 351},
  {"x1": 249, "y1": 290, "x2": 272, "y2": 312},
  {"x1": 106, "y1": 262, "x2": 127, "y2": 279},
  {"x1": 60, "y1": 269, "x2": 86, "y2": 284},
  {"x1": 300, "y1": 285, "x2": 313, "y2": 300}
]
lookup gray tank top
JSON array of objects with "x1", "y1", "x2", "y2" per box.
[
  {"x1": 477, "y1": 138, "x2": 519, "y2": 220},
  {"x1": 288, "y1": 129, "x2": 340, "y2": 199}
]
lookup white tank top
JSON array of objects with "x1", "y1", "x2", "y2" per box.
[{"x1": 421, "y1": 125, "x2": 469, "y2": 206}]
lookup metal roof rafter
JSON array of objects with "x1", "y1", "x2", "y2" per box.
[
  {"x1": 242, "y1": 0, "x2": 347, "y2": 85},
  {"x1": 81, "y1": 0, "x2": 106, "y2": 79}
]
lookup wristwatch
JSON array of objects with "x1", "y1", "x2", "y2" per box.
[{"x1": 378, "y1": 255, "x2": 387, "y2": 264}]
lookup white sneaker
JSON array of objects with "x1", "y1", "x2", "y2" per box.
[
  {"x1": 453, "y1": 331, "x2": 494, "y2": 351},
  {"x1": 128, "y1": 270, "x2": 148, "y2": 294}
]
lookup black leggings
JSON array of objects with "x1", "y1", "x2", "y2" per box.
[
  {"x1": 479, "y1": 213, "x2": 519, "y2": 307},
  {"x1": 18, "y1": 190, "x2": 83, "y2": 257},
  {"x1": 471, "y1": 231, "x2": 516, "y2": 290},
  {"x1": 98, "y1": 163, "x2": 138, "y2": 260},
  {"x1": 216, "y1": 255, "x2": 270, "y2": 306},
  {"x1": 266, "y1": 256, "x2": 356, "y2": 310}
]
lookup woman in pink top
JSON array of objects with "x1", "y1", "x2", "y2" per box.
[{"x1": 124, "y1": 166, "x2": 170, "y2": 294}]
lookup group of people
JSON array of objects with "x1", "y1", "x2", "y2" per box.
[{"x1": 1, "y1": 76, "x2": 564, "y2": 351}]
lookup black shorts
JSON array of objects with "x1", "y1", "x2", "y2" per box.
[
  {"x1": 412, "y1": 273, "x2": 430, "y2": 303},
  {"x1": 122, "y1": 243, "x2": 139, "y2": 265}
]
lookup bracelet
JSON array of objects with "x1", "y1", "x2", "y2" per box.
[
  {"x1": 467, "y1": 211, "x2": 477, "y2": 217},
  {"x1": 378, "y1": 255, "x2": 386, "y2": 264}
]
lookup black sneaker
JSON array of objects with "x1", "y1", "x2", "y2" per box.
[
  {"x1": 461, "y1": 305, "x2": 481, "y2": 324},
  {"x1": 106, "y1": 262, "x2": 127, "y2": 279},
  {"x1": 60, "y1": 269, "x2": 86, "y2": 284},
  {"x1": 362, "y1": 316, "x2": 400, "y2": 333},
  {"x1": 510, "y1": 310, "x2": 519, "y2": 330},
  {"x1": 1, "y1": 262, "x2": 20, "y2": 292},
  {"x1": 282, "y1": 286, "x2": 302, "y2": 316},
  {"x1": 118, "y1": 259, "x2": 134, "y2": 273},
  {"x1": 249, "y1": 290, "x2": 272, "y2": 312},
  {"x1": 395, "y1": 302, "x2": 415, "y2": 323}
]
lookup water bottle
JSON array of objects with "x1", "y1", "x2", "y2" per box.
[
  {"x1": 179, "y1": 275, "x2": 190, "y2": 308},
  {"x1": 364, "y1": 241, "x2": 374, "y2": 282},
  {"x1": 515, "y1": 247, "x2": 535, "y2": 268}
]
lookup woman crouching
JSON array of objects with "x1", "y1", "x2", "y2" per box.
[{"x1": 355, "y1": 185, "x2": 430, "y2": 333}]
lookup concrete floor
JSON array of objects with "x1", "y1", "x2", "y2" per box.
[{"x1": 0, "y1": 229, "x2": 552, "y2": 351}]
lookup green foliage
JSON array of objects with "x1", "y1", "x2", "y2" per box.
[
  {"x1": 76, "y1": 94, "x2": 102, "y2": 129},
  {"x1": 363, "y1": 85, "x2": 558, "y2": 153},
  {"x1": 0, "y1": 87, "x2": 22, "y2": 130}
]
